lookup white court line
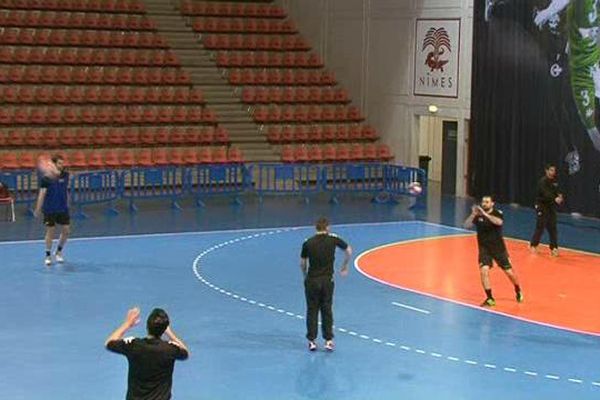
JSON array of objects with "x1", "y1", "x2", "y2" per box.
[
  {"x1": 391, "y1": 302, "x2": 431, "y2": 315},
  {"x1": 189, "y1": 225, "x2": 596, "y2": 389},
  {"x1": 0, "y1": 220, "x2": 426, "y2": 245},
  {"x1": 354, "y1": 237, "x2": 600, "y2": 338}
]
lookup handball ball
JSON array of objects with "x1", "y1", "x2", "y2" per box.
[
  {"x1": 408, "y1": 182, "x2": 423, "y2": 195},
  {"x1": 37, "y1": 154, "x2": 60, "y2": 178}
]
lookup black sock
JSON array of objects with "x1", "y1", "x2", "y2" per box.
[
  {"x1": 485, "y1": 289, "x2": 493, "y2": 299},
  {"x1": 57, "y1": 246, "x2": 63, "y2": 253},
  {"x1": 45, "y1": 250, "x2": 51, "y2": 257},
  {"x1": 515, "y1": 285, "x2": 521, "y2": 294}
]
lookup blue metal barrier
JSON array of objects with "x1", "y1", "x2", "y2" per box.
[
  {"x1": 186, "y1": 164, "x2": 250, "y2": 206},
  {"x1": 1, "y1": 163, "x2": 426, "y2": 215},
  {"x1": 384, "y1": 165, "x2": 426, "y2": 195},
  {"x1": 321, "y1": 163, "x2": 387, "y2": 203},
  {"x1": 254, "y1": 163, "x2": 322, "y2": 202},
  {"x1": 0, "y1": 170, "x2": 37, "y2": 214},
  {"x1": 70, "y1": 170, "x2": 120, "y2": 218},
  {"x1": 121, "y1": 167, "x2": 186, "y2": 212}
]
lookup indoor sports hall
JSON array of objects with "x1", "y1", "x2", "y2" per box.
[{"x1": 1, "y1": 1, "x2": 600, "y2": 400}]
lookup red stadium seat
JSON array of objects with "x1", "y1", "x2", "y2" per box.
[
  {"x1": 88, "y1": 151, "x2": 104, "y2": 169},
  {"x1": 152, "y1": 148, "x2": 169, "y2": 166},
  {"x1": 169, "y1": 148, "x2": 183, "y2": 166},
  {"x1": 182, "y1": 148, "x2": 198, "y2": 165},
  {"x1": 104, "y1": 150, "x2": 121, "y2": 168},
  {"x1": 308, "y1": 145, "x2": 323, "y2": 163},
  {"x1": 119, "y1": 149, "x2": 136, "y2": 168},
  {"x1": 280, "y1": 145, "x2": 294, "y2": 163},
  {"x1": 198, "y1": 147, "x2": 212, "y2": 164},
  {"x1": 228, "y1": 147, "x2": 244, "y2": 163},
  {"x1": 212, "y1": 147, "x2": 227, "y2": 163},
  {"x1": 137, "y1": 149, "x2": 153, "y2": 167}
]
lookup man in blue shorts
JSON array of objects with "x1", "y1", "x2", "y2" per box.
[{"x1": 34, "y1": 154, "x2": 70, "y2": 266}]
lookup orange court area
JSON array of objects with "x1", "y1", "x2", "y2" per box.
[{"x1": 356, "y1": 235, "x2": 600, "y2": 335}]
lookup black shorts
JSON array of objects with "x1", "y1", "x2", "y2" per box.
[
  {"x1": 43, "y1": 212, "x2": 70, "y2": 227},
  {"x1": 478, "y1": 247, "x2": 511, "y2": 270}
]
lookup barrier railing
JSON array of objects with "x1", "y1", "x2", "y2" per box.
[
  {"x1": 384, "y1": 165, "x2": 426, "y2": 195},
  {"x1": 321, "y1": 163, "x2": 387, "y2": 203},
  {"x1": 254, "y1": 163, "x2": 322, "y2": 202},
  {"x1": 70, "y1": 170, "x2": 120, "y2": 218},
  {"x1": 120, "y1": 167, "x2": 186, "y2": 212},
  {"x1": 0, "y1": 170, "x2": 37, "y2": 214},
  {"x1": 186, "y1": 164, "x2": 250, "y2": 206},
  {"x1": 0, "y1": 163, "x2": 426, "y2": 217}
]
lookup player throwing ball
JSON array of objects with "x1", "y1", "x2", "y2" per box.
[
  {"x1": 33, "y1": 154, "x2": 70, "y2": 266},
  {"x1": 464, "y1": 195, "x2": 523, "y2": 307}
]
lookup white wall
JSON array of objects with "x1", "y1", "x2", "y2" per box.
[{"x1": 281, "y1": 0, "x2": 473, "y2": 196}]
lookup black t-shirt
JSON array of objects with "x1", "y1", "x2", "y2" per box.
[
  {"x1": 535, "y1": 176, "x2": 560, "y2": 208},
  {"x1": 474, "y1": 208, "x2": 506, "y2": 254},
  {"x1": 301, "y1": 233, "x2": 348, "y2": 279},
  {"x1": 107, "y1": 337, "x2": 189, "y2": 400}
]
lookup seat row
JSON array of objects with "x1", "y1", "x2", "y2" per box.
[
  {"x1": 0, "y1": 85, "x2": 205, "y2": 104},
  {"x1": 0, "y1": 105, "x2": 218, "y2": 125},
  {"x1": 203, "y1": 34, "x2": 310, "y2": 51},
  {"x1": 0, "y1": 147, "x2": 244, "y2": 170},
  {"x1": 179, "y1": 1, "x2": 285, "y2": 18},
  {"x1": 0, "y1": 47, "x2": 179, "y2": 66},
  {"x1": 253, "y1": 105, "x2": 363, "y2": 124},
  {"x1": 190, "y1": 17, "x2": 297, "y2": 34},
  {"x1": 0, "y1": 126, "x2": 230, "y2": 147},
  {"x1": 266, "y1": 124, "x2": 378, "y2": 143},
  {"x1": 228, "y1": 68, "x2": 336, "y2": 86},
  {"x1": 280, "y1": 144, "x2": 393, "y2": 163},
  {"x1": 0, "y1": 11, "x2": 155, "y2": 29},
  {"x1": 0, "y1": 0, "x2": 145, "y2": 13},
  {"x1": 241, "y1": 87, "x2": 349, "y2": 105},
  {"x1": 0, "y1": 28, "x2": 168, "y2": 48},
  {"x1": 0, "y1": 66, "x2": 191, "y2": 84},
  {"x1": 215, "y1": 51, "x2": 322, "y2": 68}
]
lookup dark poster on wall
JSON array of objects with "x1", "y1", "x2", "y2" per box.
[{"x1": 471, "y1": 0, "x2": 600, "y2": 216}]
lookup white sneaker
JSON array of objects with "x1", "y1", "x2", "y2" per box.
[
  {"x1": 55, "y1": 252, "x2": 64, "y2": 263},
  {"x1": 324, "y1": 340, "x2": 335, "y2": 352},
  {"x1": 44, "y1": 256, "x2": 52, "y2": 266},
  {"x1": 308, "y1": 341, "x2": 317, "y2": 352},
  {"x1": 551, "y1": 249, "x2": 559, "y2": 257}
]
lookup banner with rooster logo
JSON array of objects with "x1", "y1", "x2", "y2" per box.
[{"x1": 414, "y1": 19, "x2": 461, "y2": 98}]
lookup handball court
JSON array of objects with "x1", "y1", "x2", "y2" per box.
[{"x1": 1, "y1": 195, "x2": 600, "y2": 400}]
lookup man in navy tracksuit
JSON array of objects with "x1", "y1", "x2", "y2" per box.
[{"x1": 34, "y1": 155, "x2": 70, "y2": 266}]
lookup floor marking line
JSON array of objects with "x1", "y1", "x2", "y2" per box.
[
  {"x1": 391, "y1": 302, "x2": 431, "y2": 315},
  {"x1": 191, "y1": 227, "x2": 600, "y2": 390}
]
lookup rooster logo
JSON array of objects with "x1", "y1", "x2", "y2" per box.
[{"x1": 423, "y1": 27, "x2": 451, "y2": 72}]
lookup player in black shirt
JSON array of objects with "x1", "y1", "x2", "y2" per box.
[
  {"x1": 464, "y1": 196, "x2": 523, "y2": 307},
  {"x1": 105, "y1": 307, "x2": 189, "y2": 400},
  {"x1": 300, "y1": 217, "x2": 352, "y2": 352},
  {"x1": 529, "y1": 164, "x2": 563, "y2": 257}
]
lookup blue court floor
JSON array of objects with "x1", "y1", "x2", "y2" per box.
[{"x1": 1, "y1": 189, "x2": 600, "y2": 400}]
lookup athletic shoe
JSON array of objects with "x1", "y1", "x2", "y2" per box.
[
  {"x1": 44, "y1": 256, "x2": 52, "y2": 266},
  {"x1": 480, "y1": 298, "x2": 496, "y2": 307},
  {"x1": 308, "y1": 341, "x2": 317, "y2": 352},
  {"x1": 55, "y1": 252, "x2": 64, "y2": 263},
  {"x1": 551, "y1": 249, "x2": 559, "y2": 257},
  {"x1": 324, "y1": 340, "x2": 335, "y2": 352},
  {"x1": 516, "y1": 292, "x2": 524, "y2": 303},
  {"x1": 528, "y1": 245, "x2": 538, "y2": 254}
]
